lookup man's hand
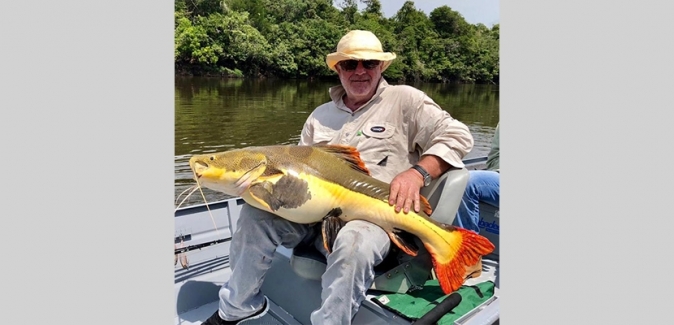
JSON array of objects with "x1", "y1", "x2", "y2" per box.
[{"x1": 388, "y1": 169, "x2": 425, "y2": 214}]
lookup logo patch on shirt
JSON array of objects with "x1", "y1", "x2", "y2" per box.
[{"x1": 370, "y1": 126, "x2": 386, "y2": 133}]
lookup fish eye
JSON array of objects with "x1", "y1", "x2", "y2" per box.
[{"x1": 209, "y1": 156, "x2": 214, "y2": 161}]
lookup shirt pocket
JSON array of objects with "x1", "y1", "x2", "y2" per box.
[
  {"x1": 361, "y1": 121, "x2": 396, "y2": 139},
  {"x1": 311, "y1": 124, "x2": 338, "y2": 145}
]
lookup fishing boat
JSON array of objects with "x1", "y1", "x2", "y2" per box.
[{"x1": 174, "y1": 156, "x2": 500, "y2": 325}]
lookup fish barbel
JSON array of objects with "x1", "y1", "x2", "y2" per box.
[{"x1": 188, "y1": 144, "x2": 494, "y2": 294}]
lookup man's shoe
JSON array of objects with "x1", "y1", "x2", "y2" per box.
[{"x1": 202, "y1": 296, "x2": 270, "y2": 325}]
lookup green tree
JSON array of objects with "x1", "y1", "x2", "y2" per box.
[
  {"x1": 361, "y1": 0, "x2": 383, "y2": 19},
  {"x1": 174, "y1": 0, "x2": 499, "y2": 83},
  {"x1": 177, "y1": 0, "x2": 227, "y2": 19},
  {"x1": 392, "y1": 1, "x2": 440, "y2": 81},
  {"x1": 226, "y1": 0, "x2": 272, "y2": 35},
  {"x1": 339, "y1": 0, "x2": 359, "y2": 25},
  {"x1": 269, "y1": 19, "x2": 344, "y2": 78},
  {"x1": 175, "y1": 14, "x2": 223, "y2": 65},
  {"x1": 429, "y1": 6, "x2": 471, "y2": 38}
]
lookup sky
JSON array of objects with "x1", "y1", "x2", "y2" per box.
[{"x1": 346, "y1": 0, "x2": 499, "y2": 27}]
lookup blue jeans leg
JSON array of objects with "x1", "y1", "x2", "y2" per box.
[{"x1": 454, "y1": 170, "x2": 500, "y2": 233}]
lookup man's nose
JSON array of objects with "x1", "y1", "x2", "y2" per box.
[{"x1": 353, "y1": 61, "x2": 367, "y2": 74}]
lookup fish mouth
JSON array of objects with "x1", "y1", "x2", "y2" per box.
[{"x1": 191, "y1": 161, "x2": 209, "y2": 179}]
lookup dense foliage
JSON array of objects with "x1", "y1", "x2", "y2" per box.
[{"x1": 175, "y1": 0, "x2": 499, "y2": 84}]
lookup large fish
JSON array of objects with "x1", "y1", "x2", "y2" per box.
[{"x1": 188, "y1": 144, "x2": 494, "y2": 294}]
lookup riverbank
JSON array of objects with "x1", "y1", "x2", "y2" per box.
[{"x1": 175, "y1": 66, "x2": 498, "y2": 85}]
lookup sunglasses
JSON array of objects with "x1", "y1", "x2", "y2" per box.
[{"x1": 338, "y1": 60, "x2": 381, "y2": 71}]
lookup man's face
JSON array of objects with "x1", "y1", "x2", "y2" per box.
[{"x1": 336, "y1": 60, "x2": 382, "y2": 103}]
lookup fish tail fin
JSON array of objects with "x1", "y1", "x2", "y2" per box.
[{"x1": 428, "y1": 226, "x2": 495, "y2": 294}]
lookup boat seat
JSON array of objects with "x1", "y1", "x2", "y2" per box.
[{"x1": 289, "y1": 168, "x2": 470, "y2": 293}]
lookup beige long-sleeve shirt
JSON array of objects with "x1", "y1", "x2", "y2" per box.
[{"x1": 299, "y1": 78, "x2": 474, "y2": 183}]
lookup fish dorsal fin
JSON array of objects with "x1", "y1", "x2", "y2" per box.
[{"x1": 314, "y1": 144, "x2": 371, "y2": 176}]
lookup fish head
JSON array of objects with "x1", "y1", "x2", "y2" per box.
[{"x1": 189, "y1": 149, "x2": 268, "y2": 196}]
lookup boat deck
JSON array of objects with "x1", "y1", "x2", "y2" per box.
[{"x1": 175, "y1": 245, "x2": 499, "y2": 325}]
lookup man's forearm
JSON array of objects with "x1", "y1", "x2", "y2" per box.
[{"x1": 415, "y1": 155, "x2": 451, "y2": 180}]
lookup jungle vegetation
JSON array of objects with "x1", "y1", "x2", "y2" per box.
[{"x1": 175, "y1": 0, "x2": 499, "y2": 84}]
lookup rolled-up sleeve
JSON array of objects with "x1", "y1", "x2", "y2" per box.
[
  {"x1": 298, "y1": 117, "x2": 313, "y2": 145},
  {"x1": 411, "y1": 96, "x2": 474, "y2": 168}
]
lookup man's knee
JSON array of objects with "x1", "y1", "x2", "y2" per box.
[
  {"x1": 238, "y1": 204, "x2": 316, "y2": 247},
  {"x1": 331, "y1": 221, "x2": 389, "y2": 263},
  {"x1": 237, "y1": 204, "x2": 275, "y2": 228},
  {"x1": 464, "y1": 171, "x2": 500, "y2": 201}
]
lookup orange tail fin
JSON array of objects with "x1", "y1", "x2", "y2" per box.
[{"x1": 429, "y1": 227, "x2": 495, "y2": 294}]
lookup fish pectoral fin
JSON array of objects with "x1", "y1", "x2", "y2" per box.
[
  {"x1": 320, "y1": 208, "x2": 344, "y2": 254},
  {"x1": 387, "y1": 230, "x2": 419, "y2": 256},
  {"x1": 248, "y1": 182, "x2": 278, "y2": 211},
  {"x1": 248, "y1": 175, "x2": 312, "y2": 212},
  {"x1": 420, "y1": 195, "x2": 433, "y2": 216}
]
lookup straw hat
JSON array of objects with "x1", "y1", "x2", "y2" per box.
[{"x1": 326, "y1": 30, "x2": 397, "y2": 73}]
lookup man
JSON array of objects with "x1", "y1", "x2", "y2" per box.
[
  {"x1": 454, "y1": 123, "x2": 500, "y2": 233},
  {"x1": 203, "y1": 30, "x2": 474, "y2": 325}
]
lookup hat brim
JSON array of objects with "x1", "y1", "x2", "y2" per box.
[{"x1": 326, "y1": 51, "x2": 397, "y2": 73}]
